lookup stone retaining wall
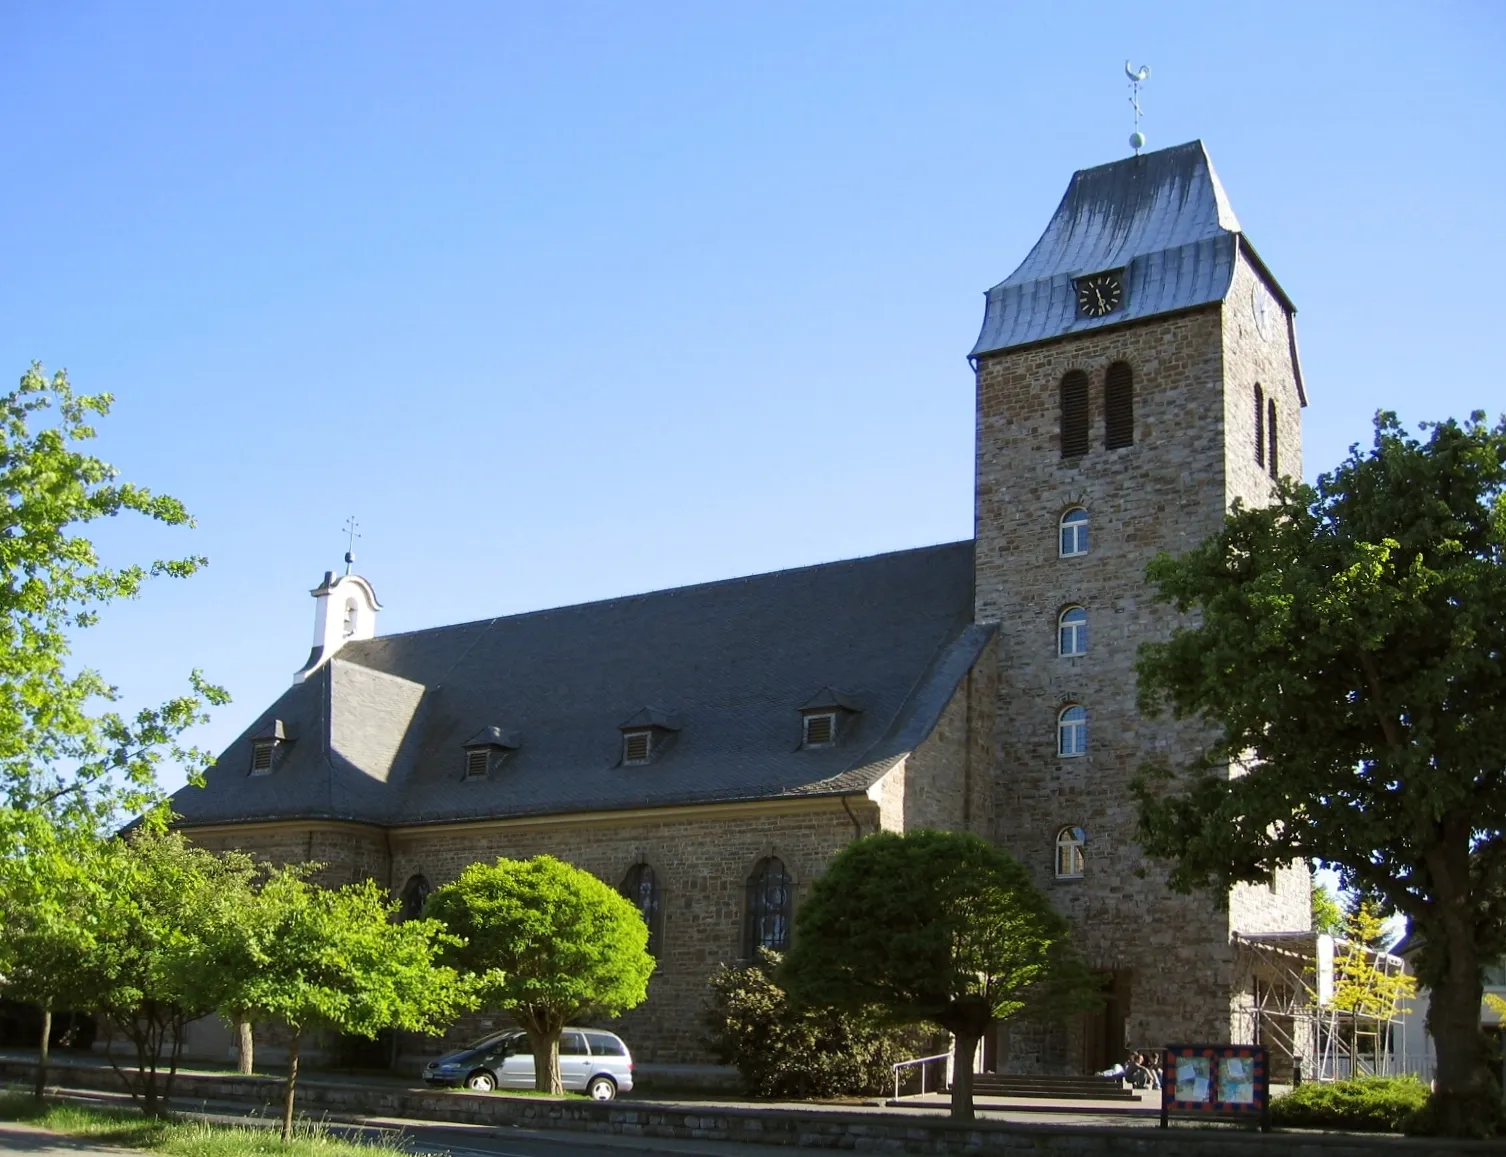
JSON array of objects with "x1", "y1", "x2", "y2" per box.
[{"x1": 2, "y1": 1058, "x2": 1494, "y2": 1156}]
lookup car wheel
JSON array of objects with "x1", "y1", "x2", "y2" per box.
[
  {"x1": 587, "y1": 1075, "x2": 617, "y2": 1101},
  {"x1": 465, "y1": 1070, "x2": 496, "y2": 1092}
]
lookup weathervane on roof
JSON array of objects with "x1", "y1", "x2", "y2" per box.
[
  {"x1": 342, "y1": 515, "x2": 360, "y2": 575},
  {"x1": 1126, "y1": 61, "x2": 1151, "y2": 154}
]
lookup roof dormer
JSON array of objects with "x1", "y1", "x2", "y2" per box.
[
  {"x1": 461, "y1": 726, "x2": 521, "y2": 779},
  {"x1": 248, "y1": 718, "x2": 294, "y2": 776},
  {"x1": 618, "y1": 707, "x2": 682, "y2": 767},
  {"x1": 798, "y1": 687, "x2": 861, "y2": 749}
]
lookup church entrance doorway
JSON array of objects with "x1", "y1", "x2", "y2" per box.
[{"x1": 1077, "y1": 971, "x2": 1130, "y2": 1074}]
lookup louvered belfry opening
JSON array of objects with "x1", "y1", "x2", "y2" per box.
[
  {"x1": 1254, "y1": 383, "x2": 1266, "y2": 466},
  {"x1": 1060, "y1": 370, "x2": 1090, "y2": 458},
  {"x1": 1104, "y1": 361, "x2": 1134, "y2": 449},
  {"x1": 1267, "y1": 398, "x2": 1279, "y2": 479}
]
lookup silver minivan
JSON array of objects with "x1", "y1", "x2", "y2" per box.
[{"x1": 423, "y1": 1027, "x2": 634, "y2": 1100}]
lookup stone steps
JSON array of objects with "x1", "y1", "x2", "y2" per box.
[{"x1": 971, "y1": 1073, "x2": 1140, "y2": 1101}]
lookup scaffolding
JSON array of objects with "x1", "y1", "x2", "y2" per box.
[{"x1": 1234, "y1": 930, "x2": 1410, "y2": 1082}]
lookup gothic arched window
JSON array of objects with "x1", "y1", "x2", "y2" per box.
[
  {"x1": 399, "y1": 874, "x2": 431, "y2": 921},
  {"x1": 1059, "y1": 370, "x2": 1090, "y2": 458},
  {"x1": 620, "y1": 862, "x2": 663, "y2": 957},
  {"x1": 1055, "y1": 827, "x2": 1086, "y2": 879},
  {"x1": 1267, "y1": 398, "x2": 1279, "y2": 479},
  {"x1": 744, "y1": 857, "x2": 793, "y2": 957},
  {"x1": 1254, "y1": 384, "x2": 1266, "y2": 467},
  {"x1": 1060, "y1": 508, "x2": 1089, "y2": 557},
  {"x1": 1058, "y1": 607, "x2": 1088, "y2": 656},
  {"x1": 1058, "y1": 705, "x2": 1087, "y2": 757},
  {"x1": 1104, "y1": 362, "x2": 1133, "y2": 449}
]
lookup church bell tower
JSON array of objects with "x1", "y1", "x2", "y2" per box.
[{"x1": 970, "y1": 141, "x2": 1311, "y2": 1069}]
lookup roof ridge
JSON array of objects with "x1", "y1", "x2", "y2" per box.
[{"x1": 344, "y1": 539, "x2": 973, "y2": 647}]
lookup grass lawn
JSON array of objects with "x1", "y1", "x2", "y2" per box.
[{"x1": 0, "y1": 1090, "x2": 423, "y2": 1157}]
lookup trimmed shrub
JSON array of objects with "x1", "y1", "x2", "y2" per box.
[
  {"x1": 1270, "y1": 1075, "x2": 1430, "y2": 1133},
  {"x1": 703, "y1": 950, "x2": 928, "y2": 1099}
]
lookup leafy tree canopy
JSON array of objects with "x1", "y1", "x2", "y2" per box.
[
  {"x1": 781, "y1": 830, "x2": 1092, "y2": 1120},
  {"x1": 427, "y1": 855, "x2": 654, "y2": 1094},
  {"x1": 0, "y1": 364, "x2": 225, "y2": 852},
  {"x1": 231, "y1": 870, "x2": 473, "y2": 1139},
  {"x1": 1133, "y1": 412, "x2": 1506, "y2": 1137}
]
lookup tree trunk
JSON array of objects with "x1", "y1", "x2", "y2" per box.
[
  {"x1": 235, "y1": 1016, "x2": 254, "y2": 1075},
  {"x1": 33, "y1": 1003, "x2": 51, "y2": 1102},
  {"x1": 949, "y1": 1027, "x2": 982, "y2": 1122},
  {"x1": 281, "y1": 1027, "x2": 301, "y2": 1143},
  {"x1": 524, "y1": 1025, "x2": 563, "y2": 1094}
]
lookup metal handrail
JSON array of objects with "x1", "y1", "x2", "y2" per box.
[{"x1": 892, "y1": 1052, "x2": 951, "y2": 1100}]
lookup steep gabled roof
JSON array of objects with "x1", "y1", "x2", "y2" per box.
[{"x1": 170, "y1": 541, "x2": 991, "y2": 829}]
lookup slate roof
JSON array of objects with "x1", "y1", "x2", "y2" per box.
[
  {"x1": 970, "y1": 140, "x2": 1294, "y2": 359},
  {"x1": 170, "y1": 541, "x2": 991, "y2": 829}
]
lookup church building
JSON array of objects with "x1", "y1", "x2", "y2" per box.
[{"x1": 170, "y1": 139, "x2": 1313, "y2": 1073}]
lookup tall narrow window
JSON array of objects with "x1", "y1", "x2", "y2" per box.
[
  {"x1": 1059, "y1": 370, "x2": 1090, "y2": 458},
  {"x1": 1055, "y1": 828, "x2": 1086, "y2": 879},
  {"x1": 343, "y1": 598, "x2": 358, "y2": 638},
  {"x1": 620, "y1": 862, "x2": 663, "y2": 956},
  {"x1": 1104, "y1": 362, "x2": 1133, "y2": 449},
  {"x1": 1060, "y1": 508, "x2": 1089, "y2": 557},
  {"x1": 1267, "y1": 398, "x2": 1279, "y2": 479},
  {"x1": 1058, "y1": 705, "x2": 1087, "y2": 757},
  {"x1": 1254, "y1": 384, "x2": 1266, "y2": 467},
  {"x1": 1058, "y1": 607, "x2": 1088, "y2": 656},
  {"x1": 744, "y1": 857, "x2": 792, "y2": 956}
]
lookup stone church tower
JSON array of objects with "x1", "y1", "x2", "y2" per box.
[{"x1": 970, "y1": 141, "x2": 1311, "y2": 1070}]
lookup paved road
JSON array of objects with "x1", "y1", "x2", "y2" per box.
[{"x1": 0, "y1": 1122, "x2": 137, "y2": 1157}]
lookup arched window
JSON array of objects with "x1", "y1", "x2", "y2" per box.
[
  {"x1": 1059, "y1": 508, "x2": 1089, "y2": 557},
  {"x1": 342, "y1": 598, "x2": 359, "y2": 638},
  {"x1": 619, "y1": 862, "x2": 663, "y2": 957},
  {"x1": 1267, "y1": 398, "x2": 1279, "y2": 479},
  {"x1": 1058, "y1": 607, "x2": 1088, "y2": 656},
  {"x1": 1104, "y1": 362, "x2": 1133, "y2": 449},
  {"x1": 1059, "y1": 370, "x2": 1089, "y2": 458},
  {"x1": 744, "y1": 857, "x2": 793, "y2": 957},
  {"x1": 399, "y1": 874, "x2": 431, "y2": 921},
  {"x1": 1058, "y1": 705, "x2": 1087, "y2": 757},
  {"x1": 1055, "y1": 827, "x2": 1086, "y2": 879},
  {"x1": 1254, "y1": 384, "x2": 1265, "y2": 467}
]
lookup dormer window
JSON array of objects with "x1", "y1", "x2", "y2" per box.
[
  {"x1": 802, "y1": 712, "x2": 837, "y2": 748},
  {"x1": 460, "y1": 726, "x2": 521, "y2": 780},
  {"x1": 622, "y1": 730, "x2": 653, "y2": 765},
  {"x1": 618, "y1": 707, "x2": 683, "y2": 767},
  {"x1": 248, "y1": 719, "x2": 292, "y2": 776},
  {"x1": 798, "y1": 687, "x2": 860, "y2": 749}
]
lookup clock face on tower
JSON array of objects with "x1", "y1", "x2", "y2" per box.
[{"x1": 1075, "y1": 271, "x2": 1123, "y2": 318}]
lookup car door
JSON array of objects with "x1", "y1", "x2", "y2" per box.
[
  {"x1": 498, "y1": 1033, "x2": 534, "y2": 1088},
  {"x1": 558, "y1": 1030, "x2": 591, "y2": 1090}
]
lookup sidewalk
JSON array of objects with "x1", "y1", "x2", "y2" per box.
[{"x1": 0, "y1": 1121, "x2": 136, "y2": 1157}]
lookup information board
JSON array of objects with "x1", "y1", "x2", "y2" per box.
[{"x1": 1159, "y1": 1044, "x2": 1269, "y2": 1130}]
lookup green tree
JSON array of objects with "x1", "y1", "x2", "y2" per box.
[
  {"x1": 0, "y1": 829, "x2": 110, "y2": 1101},
  {"x1": 1132, "y1": 412, "x2": 1506, "y2": 1138},
  {"x1": 1311, "y1": 880, "x2": 1346, "y2": 938},
  {"x1": 781, "y1": 830, "x2": 1093, "y2": 1121},
  {"x1": 0, "y1": 364, "x2": 225, "y2": 851},
  {"x1": 704, "y1": 949, "x2": 926, "y2": 1099},
  {"x1": 426, "y1": 855, "x2": 654, "y2": 1095},
  {"x1": 71, "y1": 828, "x2": 258, "y2": 1117},
  {"x1": 231, "y1": 870, "x2": 472, "y2": 1140}
]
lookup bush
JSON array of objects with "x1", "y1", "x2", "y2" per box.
[
  {"x1": 1270, "y1": 1075, "x2": 1431, "y2": 1133},
  {"x1": 703, "y1": 950, "x2": 927, "y2": 1099}
]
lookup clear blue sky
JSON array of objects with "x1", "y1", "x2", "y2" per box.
[{"x1": 2, "y1": 1, "x2": 1502, "y2": 792}]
